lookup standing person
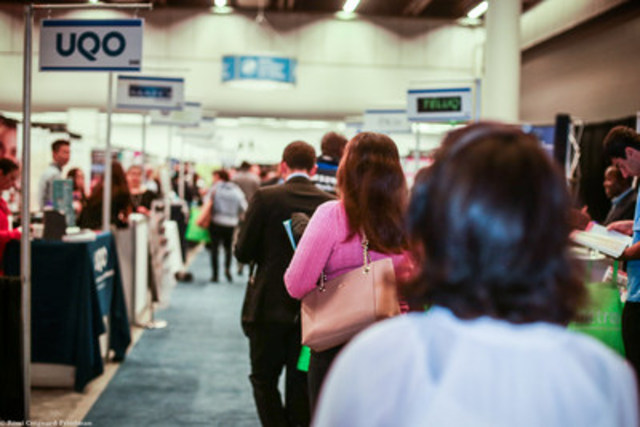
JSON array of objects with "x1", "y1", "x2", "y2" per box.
[
  {"x1": 314, "y1": 122, "x2": 638, "y2": 427},
  {"x1": 604, "y1": 125, "x2": 640, "y2": 379},
  {"x1": 235, "y1": 141, "x2": 334, "y2": 427},
  {"x1": 208, "y1": 169, "x2": 247, "y2": 283},
  {"x1": 284, "y1": 132, "x2": 410, "y2": 414},
  {"x1": 77, "y1": 161, "x2": 132, "y2": 230},
  {"x1": 233, "y1": 161, "x2": 261, "y2": 204},
  {"x1": 0, "y1": 158, "x2": 20, "y2": 275},
  {"x1": 0, "y1": 116, "x2": 18, "y2": 161},
  {"x1": 602, "y1": 165, "x2": 636, "y2": 225},
  {"x1": 66, "y1": 168, "x2": 87, "y2": 217},
  {"x1": 38, "y1": 139, "x2": 70, "y2": 210},
  {"x1": 126, "y1": 164, "x2": 157, "y2": 216},
  {"x1": 232, "y1": 161, "x2": 260, "y2": 274},
  {"x1": 312, "y1": 132, "x2": 347, "y2": 195}
]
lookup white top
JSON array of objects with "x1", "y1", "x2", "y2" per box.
[
  {"x1": 207, "y1": 181, "x2": 247, "y2": 227},
  {"x1": 314, "y1": 306, "x2": 638, "y2": 427}
]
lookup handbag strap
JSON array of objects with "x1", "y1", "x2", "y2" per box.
[{"x1": 318, "y1": 232, "x2": 370, "y2": 292}]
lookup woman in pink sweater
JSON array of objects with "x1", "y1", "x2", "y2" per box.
[{"x1": 284, "y1": 132, "x2": 410, "y2": 414}]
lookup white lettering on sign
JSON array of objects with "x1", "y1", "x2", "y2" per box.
[{"x1": 94, "y1": 246, "x2": 108, "y2": 273}]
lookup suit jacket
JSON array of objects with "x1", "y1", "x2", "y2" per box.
[
  {"x1": 235, "y1": 176, "x2": 334, "y2": 326},
  {"x1": 603, "y1": 189, "x2": 637, "y2": 225}
]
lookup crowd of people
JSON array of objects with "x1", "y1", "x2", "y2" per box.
[
  {"x1": 233, "y1": 124, "x2": 639, "y2": 426},
  {"x1": 0, "y1": 116, "x2": 639, "y2": 425}
]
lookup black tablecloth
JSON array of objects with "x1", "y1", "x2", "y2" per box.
[
  {"x1": 5, "y1": 232, "x2": 131, "y2": 392},
  {"x1": 0, "y1": 276, "x2": 24, "y2": 421}
]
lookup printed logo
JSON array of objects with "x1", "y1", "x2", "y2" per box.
[{"x1": 56, "y1": 31, "x2": 126, "y2": 61}]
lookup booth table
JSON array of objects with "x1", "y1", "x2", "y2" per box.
[{"x1": 4, "y1": 232, "x2": 131, "y2": 392}]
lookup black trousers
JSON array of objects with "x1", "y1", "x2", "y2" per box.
[
  {"x1": 622, "y1": 301, "x2": 640, "y2": 380},
  {"x1": 307, "y1": 345, "x2": 344, "y2": 418},
  {"x1": 209, "y1": 223, "x2": 234, "y2": 280},
  {"x1": 246, "y1": 322, "x2": 310, "y2": 427}
]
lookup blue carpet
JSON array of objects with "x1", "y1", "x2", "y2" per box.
[{"x1": 84, "y1": 248, "x2": 260, "y2": 426}]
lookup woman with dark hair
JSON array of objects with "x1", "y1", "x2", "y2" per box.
[
  {"x1": 312, "y1": 123, "x2": 638, "y2": 426},
  {"x1": 0, "y1": 158, "x2": 20, "y2": 275},
  {"x1": 66, "y1": 167, "x2": 87, "y2": 216},
  {"x1": 126, "y1": 164, "x2": 157, "y2": 215},
  {"x1": 207, "y1": 168, "x2": 247, "y2": 282},
  {"x1": 77, "y1": 161, "x2": 133, "y2": 230},
  {"x1": 285, "y1": 132, "x2": 410, "y2": 413}
]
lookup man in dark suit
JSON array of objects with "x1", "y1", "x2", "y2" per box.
[
  {"x1": 603, "y1": 165, "x2": 637, "y2": 225},
  {"x1": 235, "y1": 141, "x2": 334, "y2": 427}
]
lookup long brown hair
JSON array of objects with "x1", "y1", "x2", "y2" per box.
[{"x1": 337, "y1": 132, "x2": 408, "y2": 253}]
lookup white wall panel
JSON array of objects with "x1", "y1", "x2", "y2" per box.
[{"x1": 521, "y1": 6, "x2": 640, "y2": 124}]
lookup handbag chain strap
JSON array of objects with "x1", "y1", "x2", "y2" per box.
[
  {"x1": 361, "y1": 234, "x2": 371, "y2": 273},
  {"x1": 317, "y1": 232, "x2": 370, "y2": 293}
]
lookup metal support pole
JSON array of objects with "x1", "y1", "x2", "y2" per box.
[
  {"x1": 474, "y1": 78, "x2": 482, "y2": 122},
  {"x1": 102, "y1": 72, "x2": 114, "y2": 232},
  {"x1": 178, "y1": 131, "x2": 185, "y2": 201},
  {"x1": 414, "y1": 124, "x2": 421, "y2": 175},
  {"x1": 141, "y1": 113, "x2": 147, "y2": 165},
  {"x1": 165, "y1": 126, "x2": 172, "y2": 220},
  {"x1": 21, "y1": 5, "x2": 33, "y2": 419}
]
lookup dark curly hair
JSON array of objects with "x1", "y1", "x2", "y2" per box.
[{"x1": 403, "y1": 122, "x2": 586, "y2": 325}]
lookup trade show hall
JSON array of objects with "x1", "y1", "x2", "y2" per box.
[{"x1": 2, "y1": 0, "x2": 640, "y2": 426}]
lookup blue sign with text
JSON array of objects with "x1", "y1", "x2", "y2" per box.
[{"x1": 222, "y1": 55, "x2": 296, "y2": 84}]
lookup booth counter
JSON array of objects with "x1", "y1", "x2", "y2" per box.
[
  {"x1": 114, "y1": 213, "x2": 150, "y2": 325},
  {"x1": 4, "y1": 232, "x2": 131, "y2": 392}
]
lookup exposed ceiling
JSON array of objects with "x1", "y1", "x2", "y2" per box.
[{"x1": 1, "y1": 0, "x2": 542, "y2": 20}]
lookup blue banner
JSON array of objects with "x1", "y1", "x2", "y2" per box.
[{"x1": 222, "y1": 55, "x2": 296, "y2": 84}]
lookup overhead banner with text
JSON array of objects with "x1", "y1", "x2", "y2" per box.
[
  {"x1": 407, "y1": 88, "x2": 473, "y2": 123},
  {"x1": 40, "y1": 19, "x2": 143, "y2": 72},
  {"x1": 222, "y1": 55, "x2": 296, "y2": 88},
  {"x1": 150, "y1": 102, "x2": 202, "y2": 127},
  {"x1": 363, "y1": 109, "x2": 411, "y2": 134},
  {"x1": 116, "y1": 75, "x2": 184, "y2": 111}
]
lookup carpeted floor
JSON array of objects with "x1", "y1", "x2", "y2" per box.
[{"x1": 84, "y1": 248, "x2": 260, "y2": 426}]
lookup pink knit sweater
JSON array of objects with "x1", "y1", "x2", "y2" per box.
[{"x1": 284, "y1": 200, "x2": 408, "y2": 300}]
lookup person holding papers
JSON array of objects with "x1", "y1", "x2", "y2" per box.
[{"x1": 603, "y1": 125, "x2": 640, "y2": 379}]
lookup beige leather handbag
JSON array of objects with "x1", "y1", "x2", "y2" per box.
[{"x1": 301, "y1": 236, "x2": 400, "y2": 352}]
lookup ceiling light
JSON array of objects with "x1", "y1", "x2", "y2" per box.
[
  {"x1": 88, "y1": 0, "x2": 99, "y2": 4},
  {"x1": 342, "y1": 0, "x2": 361, "y2": 14},
  {"x1": 335, "y1": 10, "x2": 357, "y2": 20},
  {"x1": 214, "y1": 0, "x2": 227, "y2": 6},
  {"x1": 467, "y1": 1, "x2": 488, "y2": 19}
]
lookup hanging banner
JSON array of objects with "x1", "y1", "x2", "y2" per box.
[
  {"x1": 363, "y1": 109, "x2": 411, "y2": 133},
  {"x1": 407, "y1": 88, "x2": 473, "y2": 122},
  {"x1": 39, "y1": 19, "x2": 143, "y2": 72},
  {"x1": 150, "y1": 102, "x2": 202, "y2": 127},
  {"x1": 116, "y1": 75, "x2": 185, "y2": 111},
  {"x1": 222, "y1": 55, "x2": 296, "y2": 87}
]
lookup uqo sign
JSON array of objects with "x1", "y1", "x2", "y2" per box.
[{"x1": 39, "y1": 19, "x2": 143, "y2": 72}]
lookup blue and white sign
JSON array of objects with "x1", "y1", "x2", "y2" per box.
[
  {"x1": 407, "y1": 88, "x2": 473, "y2": 122},
  {"x1": 39, "y1": 19, "x2": 143, "y2": 72},
  {"x1": 150, "y1": 102, "x2": 202, "y2": 127},
  {"x1": 363, "y1": 109, "x2": 411, "y2": 134},
  {"x1": 222, "y1": 55, "x2": 296, "y2": 86},
  {"x1": 116, "y1": 75, "x2": 184, "y2": 111}
]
